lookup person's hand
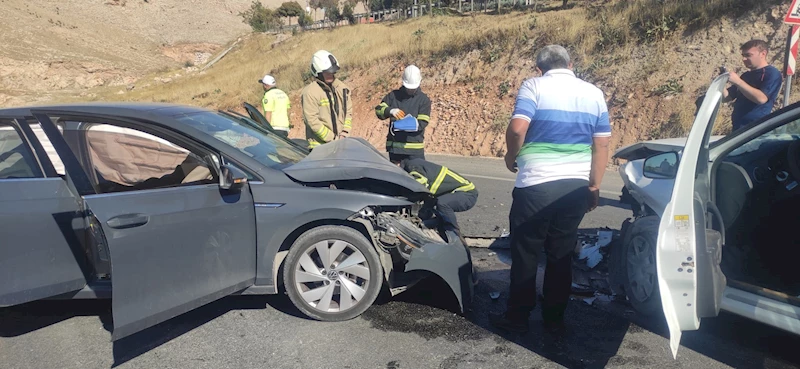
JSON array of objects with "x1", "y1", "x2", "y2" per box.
[
  {"x1": 728, "y1": 71, "x2": 741, "y2": 86},
  {"x1": 587, "y1": 186, "x2": 600, "y2": 213},
  {"x1": 338, "y1": 130, "x2": 349, "y2": 139},
  {"x1": 390, "y1": 108, "x2": 406, "y2": 119},
  {"x1": 504, "y1": 152, "x2": 518, "y2": 173}
]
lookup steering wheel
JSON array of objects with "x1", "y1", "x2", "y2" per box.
[{"x1": 787, "y1": 140, "x2": 800, "y2": 183}]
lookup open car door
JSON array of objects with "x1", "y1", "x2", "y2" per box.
[
  {"x1": 0, "y1": 117, "x2": 88, "y2": 306},
  {"x1": 33, "y1": 111, "x2": 258, "y2": 340},
  {"x1": 243, "y1": 102, "x2": 273, "y2": 131},
  {"x1": 657, "y1": 74, "x2": 728, "y2": 358}
]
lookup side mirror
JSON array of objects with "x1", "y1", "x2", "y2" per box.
[
  {"x1": 219, "y1": 164, "x2": 248, "y2": 191},
  {"x1": 643, "y1": 151, "x2": 679, "y2": 179}
]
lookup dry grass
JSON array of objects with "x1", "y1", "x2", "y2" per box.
[
  {"x1": 76, "y1": 0, "x2": 785, "y2": 117},
  {"x1": 80, "y1": 6, "x2": 614, "y2": 110}
]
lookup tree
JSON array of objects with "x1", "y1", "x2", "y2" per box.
[
  {"x1": 320, "y1": 0, "x2": 341, "y2": 25},
  {"x1": 310, "y1": 0, "x2": 322, "y2": 21},
  {"x1": 277, "y1": 1, "x2": 305, "y2": 25},
  {"x1": 298, "y1": 12, "x2": 314, "y2": 27},
  {"x1": 342, "y1": 3, "x2": 356, "y2": 24},
  {"x1": 239, "y1": 1, "x2": 282, "y2": 32}
]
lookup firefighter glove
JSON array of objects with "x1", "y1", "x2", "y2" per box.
[{"x1": 390, "y1": 108, "x2": 406, "y2": 119}]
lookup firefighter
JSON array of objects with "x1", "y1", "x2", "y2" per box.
[
  {"x1": 375, "y1": 65, "x2": 431, "y2": 162},
  {"x1": 301, "y1": 50, "x2": 353, "y2": 149},
  {"x1": 396, "y1": 157, "x2": 478, "y2": 235},
  {"x1": 259, "y1": 74, "x2": 291, "y2": 138}
]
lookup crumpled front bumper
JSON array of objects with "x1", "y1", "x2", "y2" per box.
[{"x1": 385, "y1": 217, "x2": 474, "y2": 313}]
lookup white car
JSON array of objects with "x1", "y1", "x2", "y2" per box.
[{"x1": 611, "y1": 74, "x2": 800, "y2": 357}]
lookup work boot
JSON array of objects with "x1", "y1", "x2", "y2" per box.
[{"x1": 489, "y1": 312, "x2": 529, "y2": 334}]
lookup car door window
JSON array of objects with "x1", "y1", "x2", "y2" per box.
[
  {"x1": 0, "y1": 121, "x2": 42, "y2": 179},
  {"x1": 61, "y1": 121, "x2": 217, "y2": 194},
  {"x1": 28, "y1": 120, "x2": 66, "y2": 176}
]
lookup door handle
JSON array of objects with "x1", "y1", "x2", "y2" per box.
[{"x1": 107, "y1": 214, "x2": 149, "y2": 229}]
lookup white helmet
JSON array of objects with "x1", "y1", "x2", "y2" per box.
[
  {"x1": 310, "y1": 50, "x2": 340, "y2": 77},
  {"x1": 402, "y1": 65, "x2": 421, "y2": 89}
]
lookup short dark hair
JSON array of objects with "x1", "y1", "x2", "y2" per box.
[
  {"x1": 741, "y1": 39, "x2": 769, "y2": 53},
  {"x1": 535, "y1": 45, "x2": 571, "y2": 73}
]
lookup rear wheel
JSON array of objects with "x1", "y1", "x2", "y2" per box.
[
  {"x1": 283, "y1": 225, "x2": 383, "y2": 321},
  {"x1": 621, "y1": 216, "x2": 663, "y2": 317}
]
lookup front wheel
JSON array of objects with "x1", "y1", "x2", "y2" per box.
[
  {"x1": 283, "y1": 225, "x2": 383, "y2": 321},
  {"x1": 620, "y1": 216, "x2": 663, "y2": 317}
]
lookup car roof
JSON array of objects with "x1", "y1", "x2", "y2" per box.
[{"x1": 0, "y1": 102, "x2": 212, "y2": 118}]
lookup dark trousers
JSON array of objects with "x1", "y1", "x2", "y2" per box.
[
  {"x1": 389, "y1": 151, "x2": 425, "y2": 162},
  {"x1": 437, "y1": 190, "x2": 478, "y2": 232},
  {"x1": 506, "y1": 179, "x2": 589, "y2": 323}
]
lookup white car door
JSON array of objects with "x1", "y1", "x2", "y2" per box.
[{"x1": 657, "y1": 74, "x2": 729, "y2": 358}]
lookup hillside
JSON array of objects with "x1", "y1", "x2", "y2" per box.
[{"x1": 1, "y1": 0, "x2": 795, "y2": 160}]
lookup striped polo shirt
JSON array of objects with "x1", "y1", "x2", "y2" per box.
[{"x1": 511, "y1": 69, "x2": 611, "y2": 188}]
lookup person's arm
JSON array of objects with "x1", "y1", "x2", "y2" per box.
[
  {"x1": 417, "y1": 96, "x2": 431, "y2": 131},
  {"x1": 729, "y1": 71, "x2": 768, "y2": 104},
  {"x1": 588, "y1": 94, "x2": 612, "y2": 212},
  {"x1": 505, "y1": 118, "x2": 528, "y2": 173},
  {"x1": 262, "y1": 93, "x2": 273, "y2": 122},
  {"x1": 375, "y1": 92, "x2": 392, "y2": 120},
  {"x1": 302, "y1": 90, "x2": 335, "y2": 143},
  {"x1": 505, "y1": 80, "x2": 537, "y2": 172}
]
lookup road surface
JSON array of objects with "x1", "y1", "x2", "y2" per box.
[{"x1": 1, "y1": 155, "x2": 798, "y2": 369}]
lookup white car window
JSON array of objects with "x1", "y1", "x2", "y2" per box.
[
  {"x1": 0, "y1": 123, "x2": 40, "y2": 179},
  {"x1": 29, "y1": 123, "x2": 66, "y2": 175}
]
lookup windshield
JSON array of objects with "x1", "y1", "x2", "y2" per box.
[
  {"x1": 175, "y1": 111, "x2": 307, "y2": 169},
  {"x1": 727, "y1": 119, "x2": 800, "y2": 157}
]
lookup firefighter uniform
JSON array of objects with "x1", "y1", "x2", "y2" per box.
[
  {"x1": 301, "y1": 79, "x2": 353, "y2": 148},
  {"x1": 376, "y1": 88, "x2": 431, "y2": 161},
  {"x1": 262, "y1": 87, "x2": 291, "y2": 137},
  {"x1": 401, "y1": 158, "x2": 478, "y2": 233}
]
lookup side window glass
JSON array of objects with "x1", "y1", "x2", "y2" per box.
[
  {"x1": 0, "y1": 122, "x2": 42, "y2": 179},
  {"x1": 64, "y1": 122, "x2": 217, "y2": 194},
  {"x1": 28, "y1": 121, "x2": 66, "y2": 175}
]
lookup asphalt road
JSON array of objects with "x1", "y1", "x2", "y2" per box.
[
  {"x1": 1, "y1": 156, "x2": 799, "y2": 369},
  {"x1": 428, "y1": 154, "x2": 631, "y2": 238}
]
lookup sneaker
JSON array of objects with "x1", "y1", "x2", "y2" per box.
[{"x1": 489, "y1": 312, "x2": 529, "y2": 334}]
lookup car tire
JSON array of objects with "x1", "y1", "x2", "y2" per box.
[
  {"x1": 283, "y1": 225, "x2": 383, "y2": 321},
  {"x1": 620, "y1": 216, "x2": 663, "y2": 317}
]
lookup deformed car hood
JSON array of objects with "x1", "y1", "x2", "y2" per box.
[
  {"x1": 282, "y1": 137, "x2": 430, "y2": 194},
  {"x1": 614, "y1": 136, "x2": 725, "y2": 161}
]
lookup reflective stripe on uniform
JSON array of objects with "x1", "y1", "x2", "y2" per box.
[
  {"x1": 376, "y1": 102, "x2": 389, "y2": 116},
  {"x1": 409, "y1": 171, "x2": 428, "y2": 185},
  {"x1": 447, "y1": 169, "x2": 475, "y2": 192},
  {"x1": 386, "y1": 141, "x2": 424, "y2": 149},
  {"x1": 343, "y1": 118, "x2": 352, "y2": 130},
  {"x1": 314, "y1": 125, "x2": 331, "y2": 140},
  {"x1": 417, "y1": 114, "x2": 430, "y2": 122},
  {"x1": 308, "y1": 139, "x2": 321, "y2": 148},
  {"x1": 320, "y1": 98, "x2": 330, "y2": 107},
  {"x1": 430, "y1": 167, "x2": 448, "y2": 194}
]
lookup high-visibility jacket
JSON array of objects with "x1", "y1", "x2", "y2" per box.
[
  {"x1": 262, "y1": 88, "x2": 291, "y2": 132},
  {"x1": 301, "y1": 79, "x2": 352, "y2": 148},
  {"x1": 401, "y1": 158, "x2": 475, "y2": 196},
  {"x1": 375, "y1": 88, "x2": 431, "y2": 155}
]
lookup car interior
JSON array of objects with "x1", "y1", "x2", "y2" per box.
[
  {"x1": 713, "y1": 120, "x2": 800, "y2": 299},
  {"x1": 55, "y1": 118, "x2": 217, "y2": 193}
]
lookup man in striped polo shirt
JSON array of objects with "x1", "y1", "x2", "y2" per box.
[{"x1": 490, "y1": 45, "x2": 611, "y2": 334}]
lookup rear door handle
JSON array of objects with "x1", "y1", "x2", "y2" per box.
[{"x1": 107, "y1": 214, "x2": 149, "y2": 229}]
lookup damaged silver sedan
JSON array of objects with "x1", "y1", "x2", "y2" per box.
[{"x1": 0, "y1": 103, "x2": 473, "y2": 340}]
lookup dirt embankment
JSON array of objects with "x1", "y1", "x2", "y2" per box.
[{"x1": 2, "y1": 1, "x2": 797, "y2": 159}]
